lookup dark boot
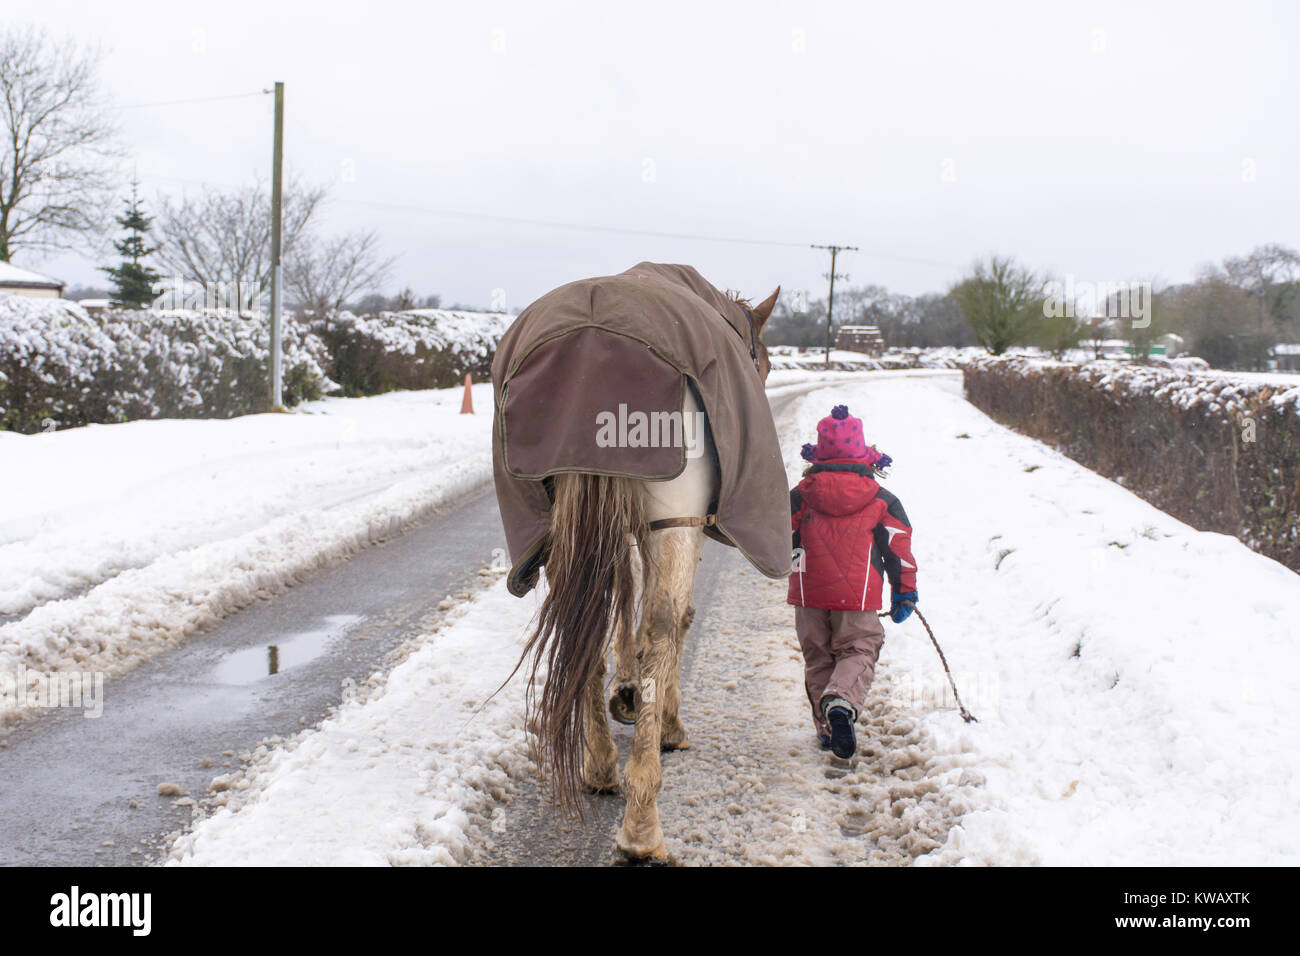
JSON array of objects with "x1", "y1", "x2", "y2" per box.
[{"x1": 825, "y1": 705, "x2": 856, "y2": 759}]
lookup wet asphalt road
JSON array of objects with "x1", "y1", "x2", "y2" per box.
[{"x1": 0, "y1": 487, "x2": 503, "y2": 866}]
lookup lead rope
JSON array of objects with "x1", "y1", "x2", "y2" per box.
[{"x1": 880, "y1": 601, "x2": 977, "y2": 724}]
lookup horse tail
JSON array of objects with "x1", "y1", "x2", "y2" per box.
[{"x1": 518, "y1": 472, "x2": 647, "y2": 812}]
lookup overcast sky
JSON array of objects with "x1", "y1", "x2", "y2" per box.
[{"x1": 25, "y1": 0, "x2": 1300, "y2": 310}]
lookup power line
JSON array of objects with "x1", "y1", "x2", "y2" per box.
[
  {"x1": 113, "y1": 90, "x2": 269, "y2": 111},
  {"x1": 135, "y1": 172, "x2": 965, "y2": 272},
  {"x1": 336, "y1": 196, "x2": 811, "y2": 250},
  {"x1": 335, "y1": 196, "x2": 966, "y2": 270}
]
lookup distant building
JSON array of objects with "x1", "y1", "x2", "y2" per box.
[
  {"x1": 0, "y1": 262, "x2": 64, "y2": 299},
  {"x1": 1275, "y1": 344, "x2": 1300, "y2": 372},
  {"x1": 1087, "y1": 338, "x2": 1167, "y2": 359},
  {"x1": 77, "y1": 298, "x2": 112, "y2": 314},
  {"x1": 835, "y1": 324, "x2": 886, "y2": 356}
]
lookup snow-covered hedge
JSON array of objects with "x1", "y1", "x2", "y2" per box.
[
  {"x1": 963, "y1": 356, "x2": 1300, "y2": 571},
  {"x1": 304, "y1": 308, "x2": 511, "y2": 396},
  {"x1": 2, "y1": 299, "x2": 338, "y2": 434},
  {"x1": 767, "y1": 346, "x2": 968, "y2": 372},
  {"x1": 1, "y1": 297, "x2": 514, "y2": 433},
  {"x1": 0, "y1": 295, "x2": 336, "y2": 433}
]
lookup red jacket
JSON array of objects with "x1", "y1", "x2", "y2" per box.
[{"x1": 787, "y1": 463, "x2": 917, "y2": 611}]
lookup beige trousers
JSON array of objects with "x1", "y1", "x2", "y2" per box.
[{"x1": 794, "y1": 606, "x2": 886, "y2": 735}]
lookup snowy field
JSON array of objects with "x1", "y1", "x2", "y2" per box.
[
  {"x1": 164, "y1": 370, "x2": 1300, "y2": 866},
  {"x1": 0, "y1": 383, "x2": 494, "y2": 715}
]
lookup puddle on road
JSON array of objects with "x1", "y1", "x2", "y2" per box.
[{"x1": 210, "y1": 614, "x2": 363, "y2": 685}]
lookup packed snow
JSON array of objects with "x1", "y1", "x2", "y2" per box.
[
  {"x1": 162, "y1": 370, "x2": 1300, "y2": 866},
  {"x1": 0, "y1": 383, "x2": 494, "y2": 717},
  {"x1": 167, "y1": 574, "x2": 540, "y2": 866}
]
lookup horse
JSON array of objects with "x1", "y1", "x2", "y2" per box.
[{"x1": 491, "y1": 262, "x2": 786, "y2": 859}]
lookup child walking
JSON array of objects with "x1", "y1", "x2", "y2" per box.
[{"x1": 788, "y1": 405, "x2": 918, "y2": 759}]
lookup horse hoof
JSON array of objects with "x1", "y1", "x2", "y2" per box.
[
  {"x1": 608, "y1": 682, "x2": 639, "y2": 725},
  {"x1": 660, "y1": 736, "x2": 691, "y2": 752},
  {"x1": 615, "y1": 840, "x2": 668, "y2": 864},
  {"x1": 585, "y1": 782, "x2": 620, "y2": 795},
  {"x1": 583, "y1": 759, "x2": 620, "y2": 793}
]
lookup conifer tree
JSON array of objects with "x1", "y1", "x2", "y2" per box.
[{"x1": 100, "y1": 183, "x2": 161, "y2": 308}]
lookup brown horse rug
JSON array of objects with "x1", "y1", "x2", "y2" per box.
[{"x1": 491, "y1": 262, "x2": 790, "y2": 596}]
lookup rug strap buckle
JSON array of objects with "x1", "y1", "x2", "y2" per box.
[{"x1": 647, "y1": 514, "x2": 717, "y2": 532}]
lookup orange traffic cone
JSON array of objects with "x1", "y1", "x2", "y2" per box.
[{"x1": 460, "y1": 373, "x2": 474, "y2": 414}]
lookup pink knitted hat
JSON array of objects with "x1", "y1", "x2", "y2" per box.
[{"x1": 801, "y1": 405, "x2": 892, "y2": 469}]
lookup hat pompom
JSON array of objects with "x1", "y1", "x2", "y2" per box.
[
  {"x1": 800, "y1": 443, "x2": 816, "y2": 461},
  {"x1": 831, "y1": 404, "x2": 850, "y2": 420}
]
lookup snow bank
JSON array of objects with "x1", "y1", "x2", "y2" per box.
[{"x1": 0, "y1": 384, "x2": 494, "y2": 717}]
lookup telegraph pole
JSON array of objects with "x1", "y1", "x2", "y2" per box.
[
  {"x1": 268, "y1": 81, "x2": 285, "y2": 410},
  {"x1": 811, "y1": 243, "x2": 857, "y2": 366}
]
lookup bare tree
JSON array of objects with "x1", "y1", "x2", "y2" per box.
[
  {"x1": 1223, "y1": 243, "x2": 1300, "y2": 329},
  {"x1": 0, "y1": 27, "x2": 121, "y2": 260},
  {"x1": 1165, "y1": 266, "x2": 1277, "y2": 369},
  {"x1": 153, "y1": 177, "x2": 326, "y2": 309},
  {"x1": 286, "y1": 229, "x2": 394, "y2": 314}
]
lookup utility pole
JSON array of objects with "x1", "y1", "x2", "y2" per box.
[
  {"x1": 268, "y1": 81, "x2": 285, "y2": 411},
  {"x1": 810, "y1": 243, "x2": 857, "y2": 366}
]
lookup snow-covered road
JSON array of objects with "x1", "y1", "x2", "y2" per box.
[
  {"x1": 167, "y1": 370, "x2": 1300, "y2": 866},
  {"x1": 6, "y1": 368, "x2": 1297, "y2": 866}
]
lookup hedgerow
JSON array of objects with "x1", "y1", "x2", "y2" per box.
[{"x1": 963, "y1": 356, "x2": 1300, "y2": 572}]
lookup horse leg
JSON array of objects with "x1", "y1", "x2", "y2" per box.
[
  {"x1": 608, "y1": 540, "x2": 642, "y2": 725},
  {"x1": 582, "y1": 650, "x2": 619, "y2": 793},
  {"x1": 616, "y1": 386, "x2": 715, "y2": 858},
  {"x1": 659, "y1": 596, "x2": 695, "y2": 751},
  {"x1": 616, "y1": 526, "x2": 700, "y2": 858},
  {"x1": 659, "y1": 530, "x2": 702, "y2": 750}
]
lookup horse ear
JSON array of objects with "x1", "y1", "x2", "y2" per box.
[{"x1": 751, "y1": 286, "x2": 780, "y2": 330}]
